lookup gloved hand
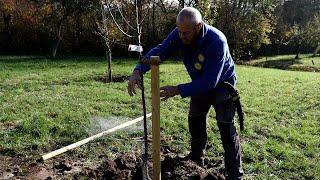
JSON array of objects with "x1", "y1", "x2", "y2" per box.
[
  {"x1": 160, "y1": 86, "x2": 179, "y2": 101},
  {"x1": 128, "y1": 70, "x2": 142, "y2": 96}
]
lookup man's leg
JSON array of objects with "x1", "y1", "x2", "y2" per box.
[
  {"x1": 188, "y1": 96, "x2": 211, "y2": 163},
  {"x1": 214, "y1": 99, "x2": 243, "y2": 180}
]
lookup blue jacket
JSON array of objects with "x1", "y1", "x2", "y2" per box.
[{"x1": 135, "y1": 23, "x2": 237, "y2": 98}]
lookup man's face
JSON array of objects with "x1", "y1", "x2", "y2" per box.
[{"x1": 177, "y1": 21, "x2": 201, "y2": 45}]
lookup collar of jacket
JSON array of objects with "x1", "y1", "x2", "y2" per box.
[{"x1": 195, "y1": 23, "x2": 208, "y2": 48}]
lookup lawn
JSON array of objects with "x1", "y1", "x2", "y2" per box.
[
  {"x1": 0, "y1": 56, "x2": 319, "y2": 179},
  {"x1": 241, "y1": 54, "x2": 320, "y2": 72}
]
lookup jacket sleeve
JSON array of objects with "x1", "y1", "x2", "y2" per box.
[
  {"x1": 177, "y1": 39, "x2": 227, "y2": 98},
  {"x1": 134, "y1": 29, "x2": 179, "y2": 73}
]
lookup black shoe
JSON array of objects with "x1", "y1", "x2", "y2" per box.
[
  {"x1": 184, "y1": 152, "x2": 204, "y2": 167},
  {"x1": 224, "y1": 169, "x2": 244, "y2": 180}
]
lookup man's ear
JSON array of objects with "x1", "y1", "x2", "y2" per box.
[{"x1": 196, "y1": 22, "x2": 203, "y2": 32}]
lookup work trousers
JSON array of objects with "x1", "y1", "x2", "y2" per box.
[{"x1": 188, "y1": 86, "x2": 243, "y2": 180}]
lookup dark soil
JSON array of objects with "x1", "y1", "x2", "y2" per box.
[
  {"x1": 94, "y1": 75, "x2": 130, "y2": 83},
  {"x1": 0, "y1": 122, "x2": 18, "y2": 131},
  {"x1": 71, "y1": 152, "x2": 225, "y2": 179},
  {"x1": 1, "y1": 150, "x2": 226, "y2": 179},
  {"x1": 161, "y1": 153, "x2": 225, "y2": 179}
]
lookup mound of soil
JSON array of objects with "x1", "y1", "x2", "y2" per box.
[
  {"x1": 2, "y1": 151, "x2": 226, "y2": 179},
  {"x1": 94, "y1": 75, "x2": 130, "y2": 83},
  {"x1": 161, "y1": 153, "x2": 225, "y2": 179},
  {"x1": 73, "y1": 153, "x2": 225, "y2": 179},
  {"x1": 76, "y1": 153, "x2": 144, "y2": 179}
]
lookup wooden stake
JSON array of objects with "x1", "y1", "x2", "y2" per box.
[
  {"x1": 41, "y1": 113, "x2": 152, "y2": 161},
  {"x1": 151, "y1": 56, "x2": 161, "y2": 180}
]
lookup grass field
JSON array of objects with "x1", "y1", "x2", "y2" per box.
[
  {"x1": 0, "y1": 55, "x2": 319, "y2": 179},
  {"x1": 241, "y1": 54, "x2": 320, "y2": 72}
]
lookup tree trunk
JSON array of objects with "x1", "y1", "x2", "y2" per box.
[
  {"x1": 52, "y1": 38, "x2": 61, "y2": 58},
  {"x1": 313, "y1": 44, "x2": 320, "y2": 56},
  {"x1": 295, "y1": 44, "x2": 300, "y2": 59},
  {"x1": 152, "y1": 1, "x2": 156, "y2": 45},
  {"x1": 106, "y1": 44, "x2": 112, "y2": 82},
  {"x1": 75, "y1": 13, "x2": 82, "y2": 52},
  {"x1": 52, "y1": 18, "x2": 64, "y2": 58},
  {"x1": 3, "y1": 14, "x2": 12, "y2": 51}
]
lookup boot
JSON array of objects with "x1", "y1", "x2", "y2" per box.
[{"x1": 184, "y1": 151, "x2": 205, "y2": 167}]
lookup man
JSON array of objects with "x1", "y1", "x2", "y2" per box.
[{"x1": 128, "y1": 7, "x2": 243, "y2": 180}]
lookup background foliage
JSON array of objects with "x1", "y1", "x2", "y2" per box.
[{"x1": 0, "y1": 0, "x2": 319, "y2": 59}]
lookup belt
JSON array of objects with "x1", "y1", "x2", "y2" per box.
[{"x1": 217, "y1": 81, "x2": 245, "y2": 131}]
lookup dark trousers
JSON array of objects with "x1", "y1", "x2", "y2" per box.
[{"x1": 188, "y1": 87, "x2": 243, "y2": 179}]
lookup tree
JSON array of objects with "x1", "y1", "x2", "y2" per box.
[
  {"x1": 143, "y1": 0, "x2": 177, "y2": 48},
  {"x1": 303, "y1": 13, "x2": 320, "y2": 56},
  {"x1": 0, "y1": 0, "x2": 42, "y2": 53},
  {"x1": 177, "y1": 0, "x2": 199, "y2": 9},
  {"x1": 97, "y1": 0, "x2": 127, "y2": 82},
  {"x1": 0, "y1": 0, "x2": 15, "y2": 52},
  {"x1": 279, "y1": 0, "x2": 320, "y2": 58},
  {"x1": 39, "y1": 0, "x2": 97, "y2": 58},
  {"x1": 212, "y1": 0, "x2": 277, "y2": 60},
  {"x1": 98, "y1": 0, "x2": 158, "y2": 82}
]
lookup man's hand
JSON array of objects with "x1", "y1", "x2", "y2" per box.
[
  {"x1": 128, "y1": 70, "x2": 142, "y2": 96},
  {"x1": 160, "y1": 86, "x2": 179, "y2": 101}
]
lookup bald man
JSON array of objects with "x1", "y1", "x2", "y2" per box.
[{"x1": 128, "y1": 7, "x2": 243, "y2": 180}]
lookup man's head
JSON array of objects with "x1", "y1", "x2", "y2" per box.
[{"x1": 176, "y1": 7, "x2": 203, "y2": 45}]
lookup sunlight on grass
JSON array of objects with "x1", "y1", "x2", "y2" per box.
[{"x1": 0, "y1": 56, "x2": 319, "y2": 179}]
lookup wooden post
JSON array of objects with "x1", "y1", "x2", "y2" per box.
[{"x1": 150, "y1": 56, "x2": 161, "y2": 180}]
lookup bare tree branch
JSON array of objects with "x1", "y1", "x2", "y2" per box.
[
  {"x1": 116, "y1": 4, "x2": 136, "y2": 30},
  {"x1": 139, "y1": 6, "x2": 150, "y2": 26},
  {"x1": 157, "y1": 0, "x2": 167, "y2": 13},
  {"x1": 104, "y1": 0, "x2": 134, "y2": 38}
]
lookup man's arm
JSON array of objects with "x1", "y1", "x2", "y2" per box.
[
  {"x1": 134, "y1": 28, "x2": 180, "y2": 74},
  {"x1": 128, "y1": 29, "x2": 180, "y2": 96}
]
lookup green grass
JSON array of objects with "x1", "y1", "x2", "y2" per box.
[
  {"x1": 241, "y1": 54, "x2": 320, "y2": 72},
  {"x1": 0, "y1": 55, "x2": 319, "y2": 179}
]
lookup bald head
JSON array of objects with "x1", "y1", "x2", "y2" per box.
[
  {"x1": 176, "y1": 7, "x2": 203, "y2": 45},
  {"x1": 176, "y1": 7, "x2": 203, "y2": 26}
]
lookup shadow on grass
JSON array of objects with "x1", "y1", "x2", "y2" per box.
[
  {"x1": 240, "y1": 56, "x2": 320, "y2": 72},
  {"x1": 0, "y1": 55, "x2": 45, "y2": 62},
  {"x1": 254, "y1": 58, "x2": 303, "y2": 70}
]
